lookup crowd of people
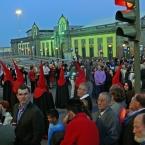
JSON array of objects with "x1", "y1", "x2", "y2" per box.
[{"x1": 0, "y1": 56, "x2": 145, "y2": 145}]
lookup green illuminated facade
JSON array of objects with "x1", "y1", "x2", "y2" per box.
[{"x1": 11, "y1": 14, "x2": 145, "y2": 59}]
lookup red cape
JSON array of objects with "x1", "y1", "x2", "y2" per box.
[
  {"x1": 12, "y1": 60, "x2": 24, "y2": 93},
  {"x1": 0, "y1": 60, "x2": 13, "y2": 82},
  {"x1": 34, "y1": 64, "x2": 47, "y2": 99},
  {"x1": 57, "y1": 67, "x2": 66, "y2": 86},
  {"x1": 75, "y1": 68, "x2": 86, "y2": 88},
  {"x1": 112, "y1": 65, "x2": 122, "y2": 86}
]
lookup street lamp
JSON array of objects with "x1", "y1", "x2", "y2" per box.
[
  {"x1": 15, "y1": 9, "x2": 22, "y2": 17},
  {"x1": 122, "y1": 43, "x2": 130, "y2": 58},
  {"x1": 31, "y1": 46, "x2": 34, "y2": 59},
  {"x1": 122, "y1": 44, "x2": 126, "y2": 47},
  {"x1": 15, "y1": 9, "x2": 23, "y2": 37},
  {"x1": 108, "y1": 44, "x2": 112, "y2": 60},
  {"x1": 56, "y1": 47, "x2": 58, "y2": 58},
  {"x1": 122, "y1": 43, "x2": 127, "y2": 58}
]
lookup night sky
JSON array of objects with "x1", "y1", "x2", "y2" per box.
[{"x1": 0, "y1": 0, "x2": 145, "y2": 46}]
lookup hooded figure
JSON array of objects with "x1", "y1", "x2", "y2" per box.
[
  {"x1": 55, "y1": 65, "x2": 69, "y2": 109},
  {"x1": 0, "y1": 60, "x2": 13, "y2": 110},
  {"x1": 33, "y1": 63, "x2": 55, "y2": 135},
  {"x1": 11, "y1": 60, "x2": 25, "y2": 108},
  {"x1": 12, "y1": 60, "x2": 24, "y2": 94},
  {"x1": 112, "y1": 65, "x2": 122, "y2": 87},
  {"x1": 75, "y1": 66, "x2": 86, "y2": 88}
]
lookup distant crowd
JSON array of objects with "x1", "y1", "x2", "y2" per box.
[{"x1": 0, "y1": 56, "x2": 145, "y2": 145}]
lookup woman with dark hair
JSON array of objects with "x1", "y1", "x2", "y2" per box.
[{"x1": 124, "y1": 80, "x2": 135, "y2": 108}]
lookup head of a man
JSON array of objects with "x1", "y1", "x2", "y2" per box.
[
  {"x1": 77, "y1": 83, "x2": 88, "y2": 97},
  {"x1": 133, "y1": 113, "x2": 145, "y2": 143},
  {"x1": 129, "y1": 93, "x2": 145, "y2": 112},
  {"x1": 47, "y1": 109, "x2": 59, "y2": 125},
  {"x1": 16, "y1": 84, "x2": 30, "y2": 106},
  {"x1": 109, "y1": 84, "x2": 125, "y2": 103},
  {"x1": 129, "y1": 96, "x2": 140, "y2": 112},
  {"x1": 97, "y1": 92, "x2": 111, "y2": 112},
  {"x1": 65, "y1": 98, "x2": 87, "y2": 121}
]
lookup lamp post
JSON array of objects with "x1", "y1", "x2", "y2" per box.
[
  {"x1": 122, "y1": 43, "x2": 127, "y2": 58},
  {"x1": 15, "y1": 9, "x2": 22, "y2": 37},
  {"x1": 108, "y1": 44, "x2": 112, "y2": 60},
  {"x1": 55, "y1": 47, "x2": 58, "y2": 58},
  {"x1": 15, "y1": 9, "x2": 22, "y2": 18},
  {"x1": 31, "y1": 46, "x2": 34, "y2": 59}
]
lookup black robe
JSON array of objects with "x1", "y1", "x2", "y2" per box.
[
  {"x1": 33, "y1": 91, "x2": 55, "y2": 134},
  {"x1": 55, "y1": 82, "x2": 69, "y2": 109},
  {"x1": 3, "y1": 80, "x2": 13, "y2": 110}
]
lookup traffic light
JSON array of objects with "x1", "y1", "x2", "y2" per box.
[
  {"x1": 115, "y1": 0, "x2": 140, "y2": 41},
  {"x1": 115, "y1": 0, "x2": 126, "y2": 6},
  {"x1": 115, "y1": 0, "x2": 141, "y2": 93}
]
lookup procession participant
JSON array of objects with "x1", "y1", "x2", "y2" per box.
[
  {"x1": 0, "y1": 60, "x2": 13, "y2": 110},
  {"x1": 34, "y1": 63, "x2": 55, "y2": 136},
  {"x1": 55, "y1": 65, "x2": 69, "y2": 109}
]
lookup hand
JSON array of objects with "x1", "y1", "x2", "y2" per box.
[{"x1": 63, "y1": 114, "x2": 69, "y2": 124}]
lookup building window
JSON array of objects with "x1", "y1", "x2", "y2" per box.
[
  {"x1": 74, "y1": 40, "x2": 78, "y2": 48},
  {"x1": 42, "y1": 42, "x2": 45, "y2": 56},
  {"x1": 89, "y1": 38, "x2": 94, "y2": 45},
  {"x1": 46, "y1": 42, "x2": 49, "y2": 56},
  {"x1": 82, "y1": 47, "x2": 86, "y2": 58},
  {"x1": 81, "y1": 39, "x2": 86, "y2": 47},
  {"x1": 90, "y1": 47, "x2": 94, "y2": 57},
  {"x1": 51, "y1": 41, "x2": 54, "y2": 57},
  {"x1": 107, "y1": 37, "x2": 113, "y2": 44},
  {"x1": 97, "y1": 38, "x2": 103, "y2": 56},
  {"x1": 107, "y1": 37, "x2": 113, "y2": 59}
]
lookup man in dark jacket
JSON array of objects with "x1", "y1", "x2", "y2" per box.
[
  {"x1": 77, "y1": 82, "x2": 92, "y2": 113},
  {"x1": 121, "y1": 93, "x2": 145, "y2": 145},
  {"x1": 12, "y1": 84, "x2": 45, "y2": 145},
  {"x1": 133, "y1": 113, "x2": 145, "y2": 145},
  {"x1": 96, "y1": 92, "x2": 120, "y2": 145}
]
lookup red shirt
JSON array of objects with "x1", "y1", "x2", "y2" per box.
[
  {"x1": 28, "y1": 70, "x2": 36, "y2": 81},
  {"x1": 61, "y1": 113, "x2": 100, "y2": 145}
]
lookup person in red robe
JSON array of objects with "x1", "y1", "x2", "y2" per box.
[
  {"x1": 55, "y1": 65, "x2": 69, "y2": 109},
  {"x1": 0, "y1": 60, "x2": 13, "y2": 111},
  {"x1": 11, "y1": 60, "x2": 25, "y2": 108},
  {"x1": 112, "y1": 65, "x2": 122, "y2": 87},
  {"x1": 34, "y1": 63, "x2": 55, "y2": 135}
]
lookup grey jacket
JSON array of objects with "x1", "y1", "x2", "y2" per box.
[{"x1": 96, "y1": 107, "x2": 120, "y2": 145}]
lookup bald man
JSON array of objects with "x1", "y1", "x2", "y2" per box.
[{"x1": 133, "y1": 113, "x2": 145, "y2": 145}]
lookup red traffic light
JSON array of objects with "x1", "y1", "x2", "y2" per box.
[
  {"x1": 115, "y1": 0, "x2": 126, "y2": 6},
  {"x1": 115, "y1": 0, "x2": 135, "y2": 10}
]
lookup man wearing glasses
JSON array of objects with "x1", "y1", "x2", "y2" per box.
[
  {"x1": 77, "y1": 82, "x2": 92, "y2": 113},
  {"x1": 12, "y1": 84, "x2": 45, "y2": 145}
]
